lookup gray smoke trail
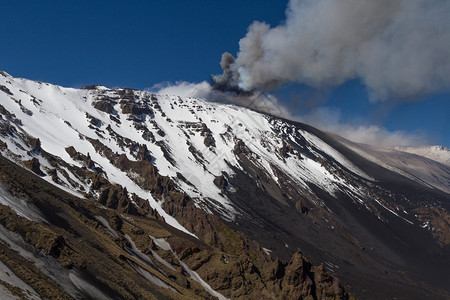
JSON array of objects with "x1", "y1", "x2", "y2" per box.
[{"x1": 213, "y1": 0, "x2": 450, "y2": 100}]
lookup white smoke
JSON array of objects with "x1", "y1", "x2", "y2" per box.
[
  {"x1": 296, "y1": 107, "x2": 430, "y2": 147},
  {"x1": 151, "y1": 0, "x2": 449, "y2": 147},
  {"x1": 150, "y1": 81, "x2": 212, "y2": 98},
  {"x1": 215, "y1": 0, "x2": 450, "y2": 101},
  {"x1": 149, "y1": 81, "x2": 290, "y2": 117}
]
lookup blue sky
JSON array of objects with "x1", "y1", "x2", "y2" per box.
[{"x1": 1, "y1": 1, "x2": 448, "y2": 147}]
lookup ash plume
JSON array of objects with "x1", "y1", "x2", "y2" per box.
[
  {"x1": 213, "y1": 0, "x2": 450, "y2": 101},
  {"x1": 211, "y1": 53, "x2": 240, "y2": 93}
]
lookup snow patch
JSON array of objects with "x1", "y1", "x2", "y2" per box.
[
  {"x1": 94, "y1": 216, "x2": 119, "y2": 238},
  {"x1": 0, "y1": 183, "x2": 47, "y2": 223},
  {"x1": 0, "y1": 260, "x2": 40, "y2": 300}
]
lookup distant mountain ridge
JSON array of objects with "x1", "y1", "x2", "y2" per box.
[
  {"x1": 0, "y1": 70, "x2": 449, "y2": 299},
  {"x1": 394, "y1": 145, "x2": 450, "y2": 166}
]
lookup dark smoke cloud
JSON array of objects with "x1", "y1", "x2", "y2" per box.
[
  {"x1": 212, "y1": 53, "x2": 236, "y2": 92},
  {"x1": 213, "y1": 0, "x2": 450, "y2": 101}
]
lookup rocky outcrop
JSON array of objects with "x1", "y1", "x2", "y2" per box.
[
  {"x1": 85, "y1": 112, "x2": 102, "y2": 127},
  {"x1": 279, "y1": 251, "x2": 345, "y2": 299},
  {"x1": 120, "y1": 99, "x2": 153, "y2": 116},
  {"x1": 214, "y1": 175, "x2": 229, "y2": 194},
  {"x1": 65, "y1": 146, "x2": 95, "y2": 169},
  {"x1": 28, "y1": 137, "x2": 41, "y2": 154},
  {"x1": 234, "y1": 139, "x2": 250, "y2": 155},
  {"x1": 279, "y1": 140, "x2": 295, "y2": 158},
  {"x1": 23, "y1": 157, "x2": 44, "y2": 176},
  {"x1": 180, "y1": 244, "x2": 350, "y2": 299},
  {"x1": 0, "y1": 85, "x2": 13, "y2": 95},
  {"x1": 200, "y1": 123, "x2": 216, "y2": 148},
  {"x1": 98, "y1": 185, "x2": 138, "y2": 215},
  {"x1": 414, "y1": 206, "x2": 450, "y2": 246},
  {"x1": 93, "y1": 99, "x2": 115, "y2": 113}
]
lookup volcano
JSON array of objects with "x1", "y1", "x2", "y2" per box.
[{"x1": 0, "y1": 70, "x2": 449, "y2": 299}]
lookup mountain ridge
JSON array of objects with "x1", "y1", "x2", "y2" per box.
[
  {"x1": 394, "y1": 145, "x2": 450, "y2": 166},
  {"x1": 0, "y1": 70, "x2": 449, "y2": 299}
]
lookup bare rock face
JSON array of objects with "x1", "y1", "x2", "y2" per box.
[
  {"x1": 29, "y1": 138, "x2": 41, "y2": 154},
  {"x1": 120, "y1": 99, "x2": 153, "y2": 115},
  {"x1": 162, "y1": 192, "x2": 223, "y2": 246},
  {"x1": 279, "y1": 251, "x2": 346, "y2": 299},
  {"x1": 200, "y1": 123, "x2": 216, "y2": 147},
  {"x1": 179, "y1": 243, "x2": 351, "y2": 299},
  {"x1": 414, "y1": 206, "x2": 450, "y2": 246},
  {"x1": 98, "y1": 185, "x2": 137, "y2": 214},
  {"x1": 93, "y1": 99, "x2": 114, "y2": 113},
  {"x1": 234, "y1": 139, "x2": 250, "y2": 155},
  {"x1": 214, "y1": 175, "x2": 229, "y2": 193},
  {"x1": 106, "y1": 211, "x2": 123, "y2": 231},
  {"x1": 65, "y1": 146, "x2": 95, "y2": 169},
  {"x1": 279, "y1": 140, "x2": 294, "y2": 158},
  {"x1": 24, "y1": 157, "x2": 44, "y2": 176},
  {"x1": 0, "y1": 85, "x2": 13, "y2": 95},
  {"x1": 86, "y1": 112, "x2": 102, "y2": 127}
]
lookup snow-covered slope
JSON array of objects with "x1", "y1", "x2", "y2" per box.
[
  {"x1": 1, "y1": 70, "x2": 450, "y2": 299},
  {"x1": 338, "y1": 138, "x2": 450, "y2": 194},
  {"x1": 394, "y1": 145, "x2": 450, "y2": 166},
  {"x1": 0, "y1": 70, "x2": 374, "y2": 225},
  {"x1": 0, "y1": 72, "x2": 196, "y2": 235}
]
